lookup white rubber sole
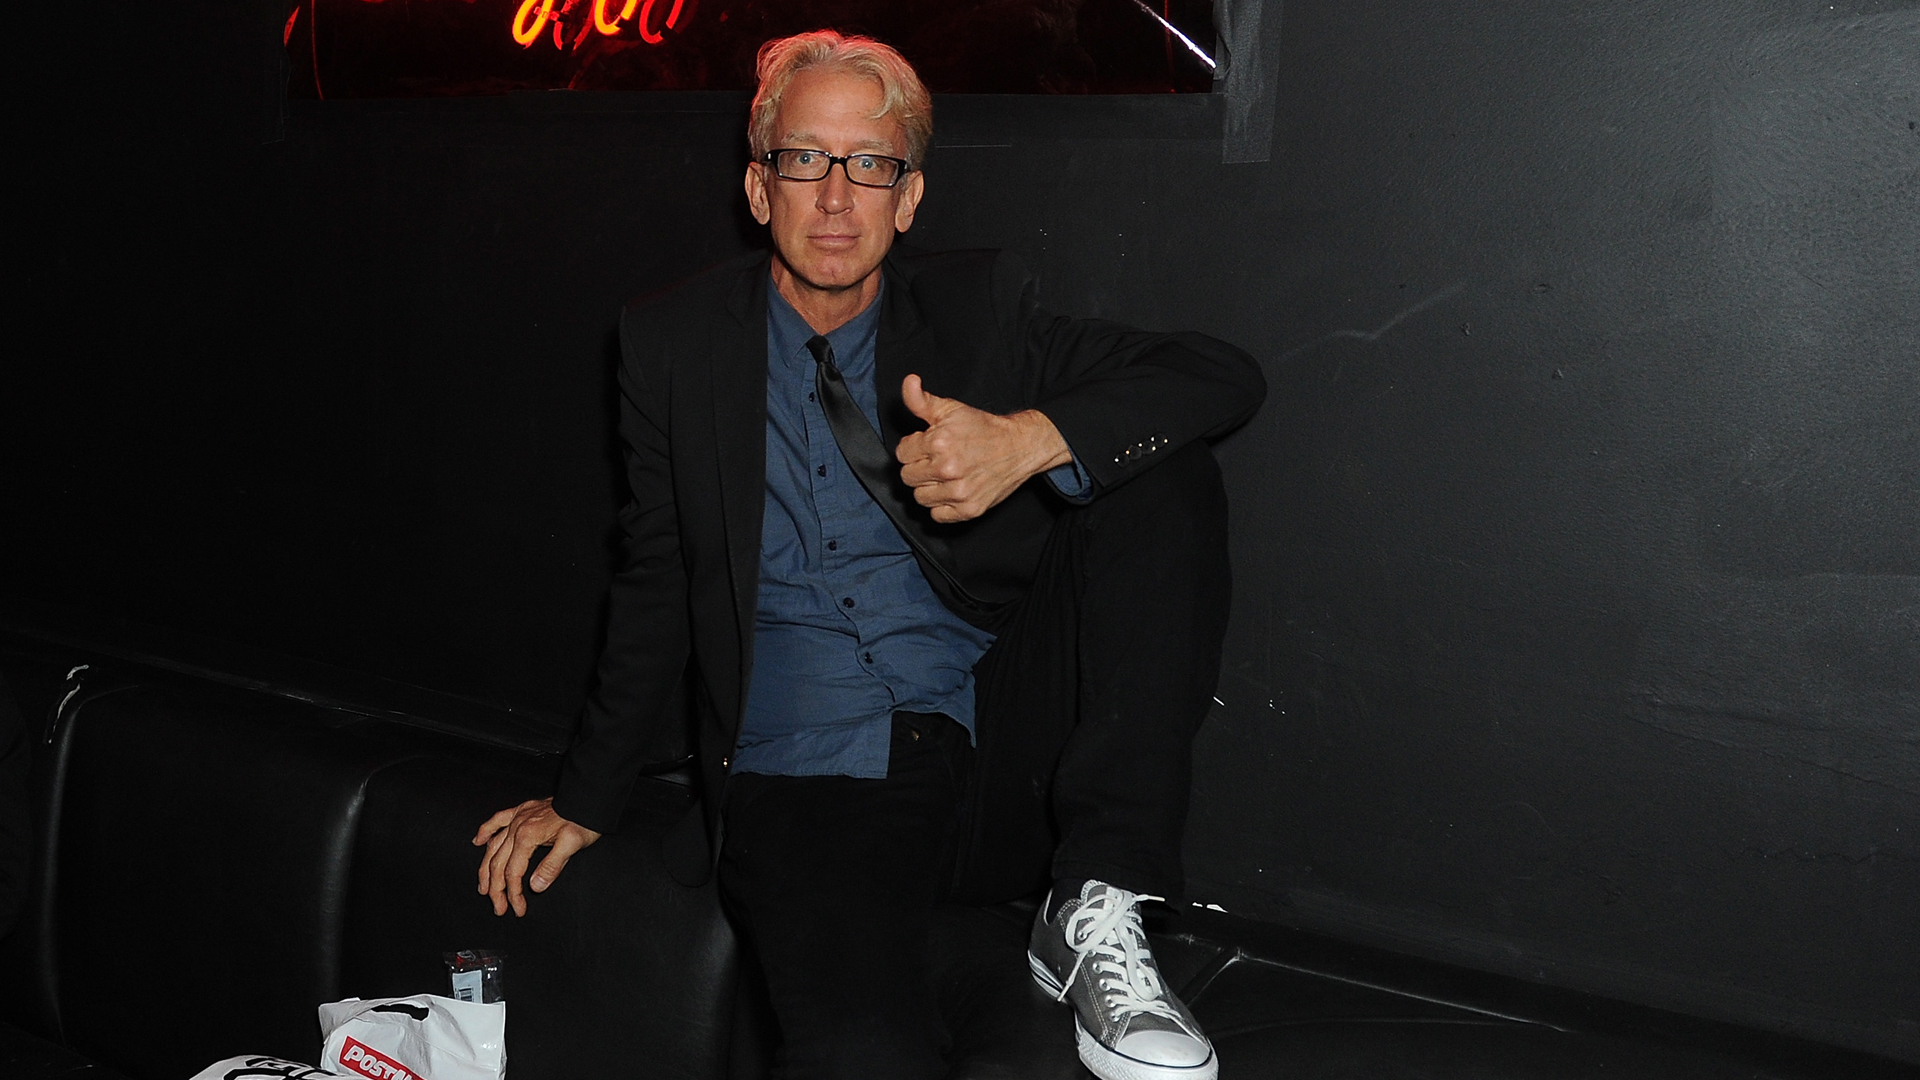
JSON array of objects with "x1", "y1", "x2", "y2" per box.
[{"x1": 1027, "y1": 951, "x2": 1220, "y2": 1080}]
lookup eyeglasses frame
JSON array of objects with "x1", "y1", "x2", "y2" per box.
[{"x1": 762, "y1": 148, "x2": 913, "y2": 190}]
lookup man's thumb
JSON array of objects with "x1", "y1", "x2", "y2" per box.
[
  {"x1": 903, "y1": 374, "x2": 948, "y2": 423},
  {"x1": 529, "y1": 847, "x2": 573, "y2": 892}
]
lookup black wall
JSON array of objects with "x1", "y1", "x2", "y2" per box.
[{"x1": 5, "y1": 0, "x2": 1916, "y2": 1061}]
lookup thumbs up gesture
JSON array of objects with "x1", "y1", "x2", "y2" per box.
[{"x1": 895, "y1": 374, "x2": 1074, "y2": 523}]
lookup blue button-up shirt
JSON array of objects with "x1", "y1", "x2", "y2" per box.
[{"x1": 733, "y1": 275, "x2": 1088, "y2": 778}]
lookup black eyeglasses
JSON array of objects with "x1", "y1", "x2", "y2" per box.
[{"x1": 763, "y1": 149, "x2": 911, "y2": 189}]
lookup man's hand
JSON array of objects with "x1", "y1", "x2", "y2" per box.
[
  {"x1": 472, "y1": 797, "x2": 602, "y2": 917},
  {"x1": 896, "y1": 375, "x2": 1074, "y2": 523}
]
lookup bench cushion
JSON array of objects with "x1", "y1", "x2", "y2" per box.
[
  {"x1": 49, "y1": 684, "x2": 427, "y2": 1076},
  {"x1": 29, "y1": 676, "x2": 741, "y2": 1080}
]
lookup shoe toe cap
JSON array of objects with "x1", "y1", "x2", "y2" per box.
[{"x1": 1116, "y1": 1029, "x2": 1213, "y2": 1068}]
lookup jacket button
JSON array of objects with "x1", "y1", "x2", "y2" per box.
[{"x1": 721, "y1": 756, "x2": 731, "y2": 769}]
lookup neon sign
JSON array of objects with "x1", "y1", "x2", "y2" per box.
[
  {"x1": 280, "y1": 0, "x2": 1217, "y2": 99},
  {"x1": 510, "y1": 0, "x2": 685, "y2": 49}
]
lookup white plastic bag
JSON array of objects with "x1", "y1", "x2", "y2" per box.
[
  {"x1": 189, "y1": 1055, "x2": 344, "y2": 1079},
  {"x1": 316, "y1": 994, "x2": 506, "y2": 1080}
]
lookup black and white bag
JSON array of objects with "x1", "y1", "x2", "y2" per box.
[{"x1": 317, "y1": 994, "x2": 506, "y2": 1080}]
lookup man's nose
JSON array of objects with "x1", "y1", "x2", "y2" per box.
[{"x1": 815, "y1": 165, "x2": 857, "y2": 213}]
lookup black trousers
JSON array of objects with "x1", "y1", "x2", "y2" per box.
[{"x1": 718, "y1": 442, "x2": 1232, "y2": 1079}]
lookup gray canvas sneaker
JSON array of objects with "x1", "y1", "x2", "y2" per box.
[{"x1": 1027, "y1": 880, "x2": 1218, "y2": 1080}]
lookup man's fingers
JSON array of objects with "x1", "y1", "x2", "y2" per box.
[
  {"x1": 483, "y1": 851, "x2": 510, "y2": 915},
  {"x1": 914, "y1": 475, "x2": 973, "y2": 503},
  {"x1": 486, "y1": 829, "x2": 519, "y2": 915},
  {"x1": 895, "y1": 430, "x2": 927, "y2": 466},
  {"x1": 900, "y1": 457, "x2": 958, "y2": 489},
  {"x1": 488, "y1": 811, "x2": 546, "y2": 912},
  {"x1": 478, "y1": 826, "x2": 511, "y2": 895},
  {"x1": 913, "y1": 482, "x2": 987, "y2": 523},
  {"x1": 503, "y1": 838, "x2": 537, "y2": 917},
  {"x1": 476, "y1": 805, "x2": 520, "y2": 896},
  {"x1": 472, "y1": 807, "x2": 516, "y2": 846}
]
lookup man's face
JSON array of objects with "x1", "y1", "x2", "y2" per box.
[{"x1": 744, "y1": 67, "x2": 925, "y2": 295}]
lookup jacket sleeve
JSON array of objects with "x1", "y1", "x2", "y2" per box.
[
  {"x1": 991, "y1": 251, "x2": 1267, "y2": 492},
  {"x1": 550, "y1": 306, "x2": 693, "y2": 836}
]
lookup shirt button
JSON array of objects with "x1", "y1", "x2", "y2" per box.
[
  {"x1": 827, "y1": 540, "x2": 838, "y2": 551},
  {"x1": 863, "y1": 652, "x2": 873, "y2": 663},
  {"x1": 817, "y1": 464, "x2": 827, "y2": 477},
  {"x1": 842, "y1": 597, "x2": 856, "y2": 608},
  {"x1": 808, "y1": 391, "x2": 816, "y2": 402}
]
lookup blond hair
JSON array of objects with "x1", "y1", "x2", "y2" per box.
[{"x1": 748, "y1": 31, "x2": 933, "y2": 171}]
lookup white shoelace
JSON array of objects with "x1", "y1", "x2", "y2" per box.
[{"x1": 1056, "y1": 886, "x2": 1188, "y2": 1026}]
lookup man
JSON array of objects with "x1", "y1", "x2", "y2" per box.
[{"x1": 474, "y1": 30, "x2": 1263, "y2": 1080}]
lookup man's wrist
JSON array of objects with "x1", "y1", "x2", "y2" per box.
[{"x1": 1013, "y1": 409, "x2": 1074, "y2": 478}]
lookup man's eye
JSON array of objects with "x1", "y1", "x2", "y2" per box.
[{"x1": 850, "y1": 156, "x2": 879, "y2": 172}]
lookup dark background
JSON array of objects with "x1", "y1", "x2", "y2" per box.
[{"x1": 4, "y1": 0, "x2": 1915, "y2": 1063}]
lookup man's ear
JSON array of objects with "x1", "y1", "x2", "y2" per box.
[
  {"x1": 744, "y1": 162, "x2": 772, "y2": 226},
  {"x1": 893, "y1": 169, "x2": 925, "y2": 233}
]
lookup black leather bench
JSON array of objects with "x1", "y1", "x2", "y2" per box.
[
  {"x1": 2, "y1": 660, "x2": 746, "y2": 1079},
  {"x1": 1, "y1": 632, "x2": 1903, "y2": 1080}
]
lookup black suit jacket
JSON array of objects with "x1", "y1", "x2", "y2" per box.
[{"x1": 552, "y1": 244, "x2": 1265, "y2": 874}]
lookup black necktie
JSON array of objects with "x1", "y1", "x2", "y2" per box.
[{"x1": 804, "y1": 334, "x2": 1004, "y2": 627}]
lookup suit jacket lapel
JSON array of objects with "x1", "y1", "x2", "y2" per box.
[
  {"x1": 875, "y1": 255, "x2": 929, "y2": 448},
  {"x1": 875, "y1": 252, "x2": 987, "y2": 610},
  {"x1": 712, "y1": 259, "x2": 769, "y2": 722}
]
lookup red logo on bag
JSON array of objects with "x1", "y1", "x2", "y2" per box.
[{"x1": 338, "y1": 1037, "x2": 421, "y2": 1080}]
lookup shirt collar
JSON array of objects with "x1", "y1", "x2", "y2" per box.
[{"x1": 766, "y1": 268, "x2": 885, "y2": 372}]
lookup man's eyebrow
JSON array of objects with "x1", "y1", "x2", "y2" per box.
[{"x1": 780, "y1": 132, "x2": 899, "y2": 153}]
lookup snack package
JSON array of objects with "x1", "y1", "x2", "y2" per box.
[
  {"x1": 443, "y1": 949, "x2": 506, "y2": 1004},
  {"x1": 317, "y1": 994, "x2": 506, "y2": 1080}
]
